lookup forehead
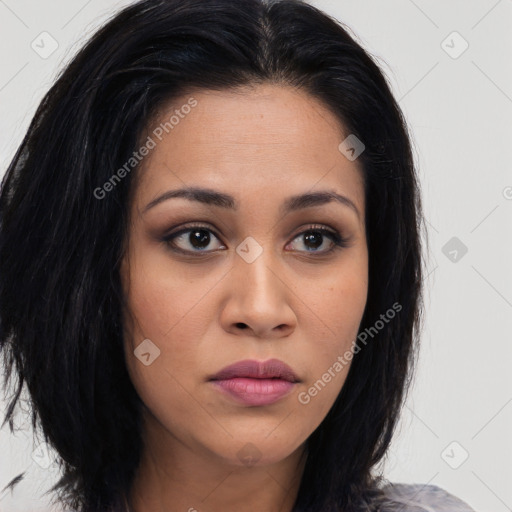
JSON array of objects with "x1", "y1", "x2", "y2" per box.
[
  {"x1": 151, "y1": 84, "x2": 347, "y2": 151},
  {"x1": 135, "y1": 84, "x2": 365, "y2": 217}
]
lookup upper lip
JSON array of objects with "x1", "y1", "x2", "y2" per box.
[{"x1": 209, "y1": 359, "x2": 300, "y2": 382}]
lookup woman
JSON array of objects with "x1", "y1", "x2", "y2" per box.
[{"x1": 0, "y1": 0, "x2": 476, "y2": 511}]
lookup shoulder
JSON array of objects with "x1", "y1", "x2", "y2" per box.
[{"x1": 376, "y1": 482, "x2": 476, "y2": 512}]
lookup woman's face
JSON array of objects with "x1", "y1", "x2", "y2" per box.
[{"x1": 121, "y1": 84, "x2": 368, "y2": 468}]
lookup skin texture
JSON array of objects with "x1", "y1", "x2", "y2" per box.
[{"x1": 120, "y1": 84, "x2": 369, "y2": 512}]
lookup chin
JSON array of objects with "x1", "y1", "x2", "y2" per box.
[{"x1": 204, "y1": 431, "x2": 306, "y2": 469}]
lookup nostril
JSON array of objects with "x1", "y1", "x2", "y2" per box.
[{"x1": 235, "y1": 322, "x2": 248, "y2": 329}]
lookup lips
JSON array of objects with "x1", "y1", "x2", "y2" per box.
[
  {"x1": 209, "y1": 358, "x2": 299, "y2": 383},
  {"x1": 209, "y1": 359, "x2": 299, "y2": 406}
]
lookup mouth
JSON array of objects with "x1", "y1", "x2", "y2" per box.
[{"x1": 209, "y1": 358, "x2": 300, "y2": 407}]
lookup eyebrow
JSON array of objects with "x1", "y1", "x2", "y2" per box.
[{"x1": 142, "y1": 186, "x2": 361, "y2": 219}]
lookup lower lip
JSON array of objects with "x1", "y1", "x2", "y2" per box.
[{"x1": 211, "y1": 377, "x2": 296, "y2": 406}]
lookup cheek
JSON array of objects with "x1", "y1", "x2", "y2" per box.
[
  {"x1": 121, "y1": 258, "x2": 202, "y2": 406},
  {"x1": 123, "y1": 276, "x2": 204, "y2": 379},
  {"x1": 122, "y1": 249, "x2": 218, "y2": 342},
  {"x1": 311, "y1": 263, "x2": 368, "y2": 342},
  {"x1": 121, "y1": 274, "x2": 208, "y2": 441},
  {"x1": 296, "y1": 262, "x2": 368, "y2": 412}
]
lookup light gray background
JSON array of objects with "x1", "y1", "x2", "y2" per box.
[{"x1": 0, "y1": 1, "x2": 511, "y2": 511}]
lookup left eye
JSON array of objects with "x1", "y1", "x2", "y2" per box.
[
  {"x1": 162, "y1": 224, "x2": 347, "y2": 255},
  {"x1": 287, "y1": 228, "x2": 342, "y2": 253}
]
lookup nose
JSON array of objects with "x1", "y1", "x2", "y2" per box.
[{"x1": 219, "y1": 241, "x2": 297, "y2": 339}]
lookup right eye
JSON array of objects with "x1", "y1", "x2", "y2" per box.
[{"x1": 162, "y1": 224, "x2": 226, "y2": 255}]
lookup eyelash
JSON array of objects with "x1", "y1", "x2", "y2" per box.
[{"x1": 161, "y1": 223, "x2": 350, "y2": 257}]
